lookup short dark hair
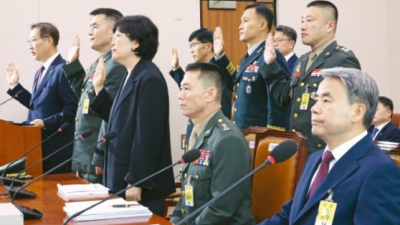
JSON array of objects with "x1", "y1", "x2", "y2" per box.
[
  {"x1": 307, "y1": 1, "x2": 338, "y2": 23},
  {"x1": 90, "y1": 8, "x2": 123, "y2": 22},
  {"x1": 245, "y1": 3, "x2": 274, "y2": 32},
  {"x1": 379, "y1": 96, "x2": 394, "y2": 118},
  {"x1": 275, "y1": 25, "x2": 297, "y2": 44},
  {"x1": 113, "y1": 15, "x2": 158, "y2": 60},
  {"x1": 185, "y1": 62, "x2": 224, "y2": 101},
  {"x1": 188, "y1": 28, "x2": 213, "y2": 44},
  {"x1": 30, "y1": 22, "x2": 60, "y2": 47}
]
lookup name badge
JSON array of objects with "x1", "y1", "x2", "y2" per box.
[
  {"x1": 82, "y1": 94, "x2": 90, "y2": 114},
  {"x1": 184, "y1": 176, "x2": 194, "y2": 207},
  {"x1": 315, "y1": 190, "x2": 337, "y2": 225},
  {"x1": 300, "y1": 84, "x2": 309, "y2": 110}
]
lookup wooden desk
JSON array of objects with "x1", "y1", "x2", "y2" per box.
[{"x1": 0, "y1": 173, "x2": 172, "y2": 225}]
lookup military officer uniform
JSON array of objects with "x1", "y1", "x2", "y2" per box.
[
  {"x1": 169, "y1": 63, "x2": 233, "y2": 151},
  {"x1": 170, "y1": 110, "x2": 255, "y2": 225},
  {"x1": 212, "y1": 41, "x2": 290, "y2": 131},
  {"x1": 63, "y1": 50, "x2": 125, "y2": 183},
  {"x1": 265, "y1": 40, "x2": 361, "y2": 155}
]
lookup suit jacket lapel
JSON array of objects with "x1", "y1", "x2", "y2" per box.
[
  {"x1": 237, "y1": 42, "x2": 265, "y2": 81},
  {"x1": 31, "y1": 55, "x2": 65, "y2": 104},
  {"x1": 294, "y1": 136, "x2": 372, "y2": 222},
  {"x1": 300, "y1": 41, "x2": 338, "y2": 82},
  {"x1": 109, "y1": 60, "x2": 151, "y2": 125}
]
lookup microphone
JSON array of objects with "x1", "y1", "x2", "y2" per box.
[
  {"x1": 175, "y1": 140, "x2": 298, "y2": 225},
  {"x1": 62, "y1": 149, "x2": 201, "y2": 225},
  {"x1": 0, "y1": 90, "x2": 23, "y2": 106},
  {"x1": 10, "y1": 130, "x2": 118, "y2": 220},
  {"x1": 0, "y1": 122, "x2": 70, "y2": 187},
  {"x1": 6, "y1": 129, "x2": 92, "y2": 199}
]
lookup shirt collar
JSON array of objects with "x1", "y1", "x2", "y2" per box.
[
  {"x1": 42, "y1": 52, "x2": 59, "y2": 69},
  {"x1": 314, "y1": 39, "x2": 335, "y2": 58},
  {"x1": 324, "y1": 130, "x2": 368, "y2": 162},
  {"x1": 376, "y1": 121, "x2": 390, "y2": 131},
  {"x1": 284, "y1": 51, "x2": 295, "y2": 61},
  {"x1": 247, "y1": 40, "x2": 264, "y2": 56},
  {"x1": 193, "y1": 109, "x2": 220, "y2": 138}
]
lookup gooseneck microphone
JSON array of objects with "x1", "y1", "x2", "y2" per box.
[
  {"x1": 10, "y1": 130, "x2": 118, "y2": 220},
  {"x1": 175, "y1": 140, "x2": 298, "y2": 225},
  {"x1": 62, "y1": 149, "x2": 201, "y2": 225},
  {"x1": 0, "y1": 122, "x2": 70, "y2": 187},
  {"x1": 0, "y1": 90, "x2": 23, "y2": 106},
  {"x1": 6, "y1": 129, "x2": 92, "y2": 198}
]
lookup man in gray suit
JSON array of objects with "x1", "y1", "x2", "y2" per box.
[{"x1": 63, "y1": 8, "x2": 125, "y2": 183}]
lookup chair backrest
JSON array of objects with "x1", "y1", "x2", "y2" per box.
[
  {"x1": 241, "y1": 127, "x2": 308, "y2": 223},
  {"x1": 242, "y1": 127, "x2": 268, "y2": 169},
  {"x1": 391, "y1": 113, "x2": 400, "y2": 128},
  {"x1": 376, "y1": 140, "x2": 400, "y2": 168}
]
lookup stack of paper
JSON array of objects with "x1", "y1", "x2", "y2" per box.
[
  {"x1": 63, "y1": 198, "x2": 152, "y2": 222},
  {"x1": 57, "y1": 183, "x2": 110, "y2": 201}
]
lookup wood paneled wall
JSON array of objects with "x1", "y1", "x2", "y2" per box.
[{"x1": 201, "y1": 1, "x2": 275, "y2": 67}]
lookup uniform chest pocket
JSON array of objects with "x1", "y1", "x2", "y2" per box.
[{"x1": 188, "y1": 172, "x2": 212, "y2": 200}]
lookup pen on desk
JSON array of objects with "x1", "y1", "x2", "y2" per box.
[{"x1": 111, "y1": 204, "x2": 139, "y2": 208}]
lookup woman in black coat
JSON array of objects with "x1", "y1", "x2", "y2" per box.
[{"x1": 90, "y1": 15, "x2": 175, "y2": 216}]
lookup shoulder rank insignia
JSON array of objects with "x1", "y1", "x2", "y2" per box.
[
  {"x1": 221, "y1": 123, "x2": 230, "y2": 131},
  {"x1": 192, "y1": 149, "x2": 212, "y2": 166},
  {"x1": 226, "y1": 62, "x2": 236, "y2": 76}
]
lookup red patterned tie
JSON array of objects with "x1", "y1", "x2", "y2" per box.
[
  {"x1": 307, "y1": 150, "x2": 334, "y2": 200},
  {"x1": 36, "y1": 66, "x2": 45, "y2": 90}
]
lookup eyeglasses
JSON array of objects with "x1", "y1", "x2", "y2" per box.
[
  {"x1": 189, "y1": 42, "x2": 206, "y2": 48},
  {"x1": 27, "y1": 36, "x2": 49, "y2": 44},
  {"x1": 273, "y1": 39, "x2": 291, "y2": 44}
]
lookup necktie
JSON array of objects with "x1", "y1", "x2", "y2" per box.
[
  {"x1": 36, "y1": 66, "x2": 45, "y2": 90},
  {"x1": 188, "y1": 129, "x2": 197, "y2": 150},
  {"x1": 244, "y1": 52, "x2": 249, "y2": 60},
  {"x1": 305, "y1": 52, "x2": 317, "y2": 71},
  {"x1": 370, "y1": 127, "x2": 379, "y2": 140},
  {"x1": 307, "y1": 150, "x2": 334, "y2": 200}
]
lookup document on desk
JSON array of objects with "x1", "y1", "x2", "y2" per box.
[
  {"x1": 57, "y1": 183, "x2": 110, "y2": 201},
  {"x1": 63, "y1": 198, "x2": 152, "y2": 221}
]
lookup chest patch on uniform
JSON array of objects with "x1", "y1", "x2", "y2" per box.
[
  {"x1": 245, "y1": 63, "x2": 259, "y2": 73},
  {"x1": 192, "y1": 149, "x2": 212, "y2": 166},
  {"x1": 89, "y1": 73, "x2": 94, "y2": 82},
  {"x1": 311, "y1": 69, "x2": 322, "y2": 77}
]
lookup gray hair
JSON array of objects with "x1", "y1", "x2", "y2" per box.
[{"x1": 321, "y1": 67, "x2": 379, "y2": 128}]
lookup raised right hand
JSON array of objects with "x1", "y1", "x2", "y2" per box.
[
  {"x1": 6, "y1": 62, "x2": 20, "y2": 86},
  {"x1": 67, "y1": 35, "x2": 80, "y2": 63},
  {"x1": 214, "y1": 26, "x2": 225, "y2": 56},
  {"x1": 93, "y1": 57, "x2": 106, "y2": 95},
  {"x1": 171, "y1": 47, "x2": 179, "y2": 69}
]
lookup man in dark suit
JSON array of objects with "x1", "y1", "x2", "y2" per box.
[
  {"x1": 368, "y1": 96, "x2": 400, "y2": 142},
  {"x1": 90, "y1": 15, "x2": 175, "y2": 216},
  {"x1": 6, "y1": 23, "x2": 78, "y2": 173},
  {"x1": 212, "y1": 3, "x2": 289, "y2": 131},
  {"x1": 170, "y1": 63, "x2": 254, "y2": 225},
  {"x1": 273, "y1": 25, "x2": 298, "y2": 131},
  {"x1": 63, "y1": 8, "x2": 125, "y2": 184},
  {"x1": 170, "y1": 28, "x2": 233, "y2": 151},
  {"x1": 264, "y1": 1, "x2": 361, "y2": 155},
  {"x1": 259, "y1": 67, "x2": 400, "y2": 225},
  {"x1": 274, "y1": 25, "x2": 298, "y2": 74}
]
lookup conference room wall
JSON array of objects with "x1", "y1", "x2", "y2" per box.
[
  {"x1": 0, "y1": 0, "x2": 200, "y2": 176},
  {"x1": 277, "y1": 0, "x2": 396, "y2": 109}
]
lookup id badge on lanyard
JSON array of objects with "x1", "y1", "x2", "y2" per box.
[
  {"x1": 315, "y1": 189, "x2": 337, "y2": 225},
  {"x1": 184, "y1": 175, "x2": 194, "y2": 207}
]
